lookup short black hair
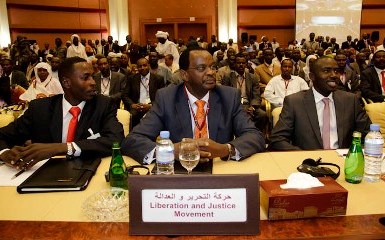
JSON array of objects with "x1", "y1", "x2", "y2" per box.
[
  {"x1": 58, "y1": 57, "x2": 87, "y2": 81},
  {"x1": 310, "y1": 56, "x2": 332, "y2": 73},
  {"x1": 179, "y1": 47, "x2": 205, "y2": 70}
]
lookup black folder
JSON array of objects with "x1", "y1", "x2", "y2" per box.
[{"x1": 17, "y1": 157, "x2": 101, "y2": 193}]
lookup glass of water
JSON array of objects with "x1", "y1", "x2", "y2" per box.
[{"x1": 179, "y1": 138, "x2": 200, "y2": 174}]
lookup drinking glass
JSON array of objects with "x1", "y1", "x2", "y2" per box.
[{"x1": 179, "y1": 139, "x2": 200, "y2": 174}]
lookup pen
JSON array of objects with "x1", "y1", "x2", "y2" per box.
[
  {"x1": 11, "y1": 168, "x2": 25, "y2": 179},
  {"x1": 11, "y1": 159, "x2": 34, "y2": 180}
]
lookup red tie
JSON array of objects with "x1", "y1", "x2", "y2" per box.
[
  {"x1": 322, "y1": 98, "x2": 330, "y2": 149},
  {"x1": 66, "y1": 107, "x2": 81, "y2": 142},
  {"x1": 381, "y1": 71, "x2": 385, "y2": 93}
]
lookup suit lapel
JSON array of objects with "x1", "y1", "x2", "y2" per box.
[
  {"x1": 333, "y1": 92, "x2": 345, "y2": 148},
  {"x1": 49, "y1": 96, "x2": 63, "y2": 142},
  {"x1": 76, "y1": 100, "x2": 94, "y2": 140},
  {"x1": 109, "y1": 72, "x2": 116, "y2": 94},
  {"x1": 175, "y1": 86, "x2": 193, "y2": 138},
  {"x1": 371, "y1": 68, "x2": 382, "y2": 92},
  {"x1": 208, "y1": 89, "x2": 221, "y2": 140},
  {"x1": 303, "y1": 90, "x2": 323, "y2": 146},
  {"x1": 230, "y1": 72, "x2": 237, "y2": 87},
  {"x1": 262, "y1": 65, "x2": 272, "y2": 77}
]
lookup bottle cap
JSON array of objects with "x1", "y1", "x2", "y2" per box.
[
  {"x1": 353, "y1": 131, "x2": 361, "y2": 138},
  {"x1": 112, "y1": 142, "x2": 120, "y2": 149},
  {"x1": 160, "y1": 131, "x2": 170, "y2": 139},
  {"x1": 370, "y1": 124, "x2": 380, "y2": 131}
]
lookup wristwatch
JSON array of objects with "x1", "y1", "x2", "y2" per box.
[
  {"x1": 66, "y1": 142, "x2": 75, "y2": 160},
  {"x1": 226, "y1": 144, "x2": 235, "y2": 161}
]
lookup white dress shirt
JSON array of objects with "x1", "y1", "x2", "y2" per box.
[
  {"x1": 139, "y1": 72, "x2": 151, "y2": 104},
  {"x1": 62, "y1": 96, "x2": 86, "y2": 156},
  {"x1": 264, "y1": 75, "x2": 309, "y2": 107},
  {"x1": 312, "y1": 88, "x2": 338, "y2": 149}
]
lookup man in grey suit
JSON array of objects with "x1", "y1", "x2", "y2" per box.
[
  {"x1": 93, "y1": 57, "x2": 127, "y2": 106},
  {"x1": 269, "y1": 57, "x2": 370, "y2": 150},
  {"x1": 122, "y1": 47, "x2": 265, "y2": 163},
  {"x1": 222, "y1": 54, "x2": 267, "y2": 132},
  {"x1": 334, "y1": 53, "x2": 359, "y2": 94},
  {"x1": 360, "y1": 50, "x2": 385, "y2": 102}
]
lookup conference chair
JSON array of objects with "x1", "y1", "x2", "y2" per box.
[
  {"x1": 362, "y1": 98, "x2": 385, "y2": 139},
  {"x1": 117, "y1": 109, "x2": 131, "y2": 137},
  {"x1": 0, "y1": 114, "x2": 15, "y2": 128},
  {"x1": 272, "y1": 107, "x2": 283, "y2": 127}
]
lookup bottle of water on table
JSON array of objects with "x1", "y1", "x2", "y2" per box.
[
  {"x1": 156, "y1": 131, "x2": 174, "y2": 175},
  {"x1": 364, "y1": 124, "x2": 384, "y2": 182}
]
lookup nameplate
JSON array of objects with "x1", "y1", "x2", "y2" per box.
[{"x1": 129, "y1": 174, "x2": 260, "y2": 236}]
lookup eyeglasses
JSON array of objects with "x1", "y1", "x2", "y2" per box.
[{"x1": 189, "y1": 64, "x2": 218, "y2": 72}]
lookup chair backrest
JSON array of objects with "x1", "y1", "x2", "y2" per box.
[
  {"x1": 0, "y1": 114, "x2": 15, "y2": 128},
  {"x1": 272, "y1": 107, "x2": 283, "y2": 127},
  {"x1": 364, "y1": 102, "x2": 385, "y2": 139},
  {"x1": 116, "y1": 109, "x2": 131, "y2": 136}
]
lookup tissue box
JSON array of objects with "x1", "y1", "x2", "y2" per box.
[{"x1": 260, "y1": 177, "x2": 348, "y2": 220}]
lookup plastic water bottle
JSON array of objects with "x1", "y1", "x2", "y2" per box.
[
  {"x1": 364, "y1": 124, "x2": 384, "y2": 182},
  {"x1": 156, "y1": 131, "x2": 174, "y2": 175}
]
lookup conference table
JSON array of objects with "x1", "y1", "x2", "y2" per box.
[{"x1": 1, "y1": 150, "x2": 385, "y2": 239}]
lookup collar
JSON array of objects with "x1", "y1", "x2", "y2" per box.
[
  {"x1": 141, "y1": 72, "x2": 150, "y2": 81},
  {"x1": 312, "y1": 87, "x2": 333, "y2": 104},
  {"x1": 374, "y1": 66, "x2": 385, "y2": 75},
  {"x1": 62, "y1": 95, "x2": 86, "y2": 117},
  {"x1": 101, "y1": 71, "x2": 111, "y2": 79},
  {"x1": 280, "y1": 75, "x2": 293, "y2": 81},
  {"x1": 185, "y1": 85, "x2": 210, "y2": 103},
  {"x1": 265, "y1": 62, "x2": 273, "y2": 68}
]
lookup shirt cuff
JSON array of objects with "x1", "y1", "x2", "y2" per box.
[
  {"x1": 0, "y1": 148, "x2": 10, "y2": 156},
  {"x1": 72, "y1": 142, "x2": 81, "y2": 157},
  {"x1": 233, "y1": 148, "x2": 242, "y2": 161},
  {"x1": 143, "y1": 148, "x2": 156, "y2": 165}
]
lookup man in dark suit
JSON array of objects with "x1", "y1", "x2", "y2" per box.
[
  {"x1": 120, "y1": 35, "x2": 132, "y2": 54},
  {"x1": 0, "y1": 58, "x2": 29, "y2": 89},
  {"x1": 360, "y1": 50, "x2": 385, "y2": 102},
  {"x1": 334, "y1": 53, "x2": 359, "y2": 94},
  {"x1": 0, "y1": 57, "x2": 124, "y2": 169},
  {"x1": 269, "y1": 57, "x2": 370, "y2": 150},
  {"x1": 222, "y1": 54, "x2": 267, "y2": 132},
  {"x1": 328, "y1": 37, "x2": 340, "y2": 54},
  {"x1": 357, "y1": 33, "x2": 372, "y2": 52},
  {"x1": 122, "y1": 58, "x2": 165, "y2": 128},
  {"x1": 122, "y1": 47, "x2": 265, "y2": 163},
  {"x1": 207, "y1": 35, "x2": 220, "y2": 55},
  {"x1": 341, "y1": 35, "x2": 356, "y2": 50},
  {"x1": 259, "y1": 36, "x2": 272, "y2": 51},
  {"x1": 94, "y1": 57, "x2": 127, "y2": 106}
]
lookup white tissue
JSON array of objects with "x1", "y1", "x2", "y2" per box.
[{"x1": 280, "y1": 172, "x2": 324, "y2": 189}]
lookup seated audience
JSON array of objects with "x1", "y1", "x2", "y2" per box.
[
  {"x1": 302, "y1": 55, "x2": 318, "y2": 86},
  {"x1": 121, "y1": 47, "x2": 265, "y2": 163},
  {"x1": 254, "y1": 48, "x2": 281, "y2": 87},
  {"x1": 264, "y1": 59, "x2": 309, "y2": 108},
  {"x1": 93, "y1": 57, "x2": 127, "y2": 106},
  {"x1": 222, "y1": 54, "x2": 267, "y2": 132},
  {"x1": 20, "y1": 62, "x2": 63, "y2": 101},
  {"x1": 122, "y1": 58, "x2": 165, "y2": 128},
  {"x1": 0, "y1": 57, "x2": 124, "y2": 169},
  {"x1": 148, "y1": 51, "x2": 172, "y2": 85},
  {"x1": 269, "y1": 57, "x2": 370, "y2": 150},
  {"x1": 159, "y1": 54, "x2": 179, "y2": 73},
  {"x1": 334, "y1": 53, "x2": 359, "y2": 94},
  {"x1": 360, "y1": 50, "x2": 385, "y2": 102},
  {"x1": 349, "y1": 52, "x2": 368, "y2": 75}
]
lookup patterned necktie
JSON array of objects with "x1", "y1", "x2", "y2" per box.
[
  {"x1": 322, "y1": 98, "x2": 331, "y2": 149},
  {"x1": 66, "y1": 107, "x2": 81, "y2": 142},
  {"x1": 194, "y1": 100, "x2": 208, "y2": 139},
  {"x1": 381, "y1": 71, "x2": 385, "y2": 93},
  {"x1": 294, "y1": 63, "x2": 299, "y2": 76}
]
